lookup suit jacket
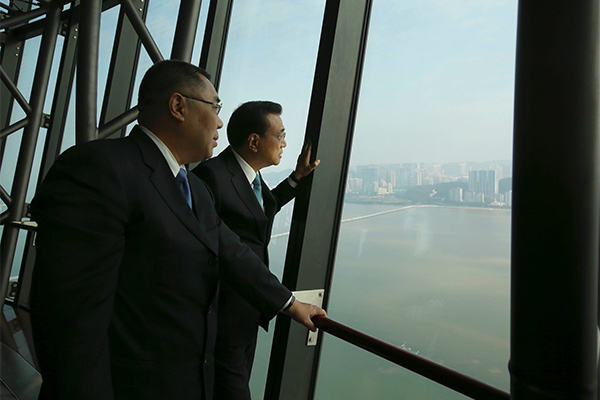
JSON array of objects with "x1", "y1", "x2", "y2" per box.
[
  {"x1": 29, "y1": 127, "x2": 291, "y2": 400},
  {"x1": 192, "y1": 146, "x2": 296, "y2": 343}
]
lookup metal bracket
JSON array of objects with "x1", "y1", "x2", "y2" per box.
[
  {"x1": 41, "y1": 113, "x2": 52, "y2": 128},
  {"x1": 7, "y1": 281, "x2": 18, "y2": 299},
  {"x1": 292, "y1": 289, "x2": 324, "y2": 347},
  {"x1": 59, "y1": 22, "x2": 69, "y2": 37}
]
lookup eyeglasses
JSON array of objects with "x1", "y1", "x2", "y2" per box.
[
  {"x1": 267, "y1": 132, "x2": 286, "y2": 141},
  {"x1": 178, "y1": 93, "x2": 222, "y2": 115}
]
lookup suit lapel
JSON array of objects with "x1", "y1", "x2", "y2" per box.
[
  {"x1": 130, "y1": 128, "x2": 218, "y2": 253},
  {"x1": 223, "y1": 147, "x2": 268, "y2": 225}
]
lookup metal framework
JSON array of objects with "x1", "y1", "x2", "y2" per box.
[
  {"x1": 0, "y1": 1, "x2": 598, "y2": 399},
  {"x1": 1, "y1": 0, "x2": 64, "y2": 307}
]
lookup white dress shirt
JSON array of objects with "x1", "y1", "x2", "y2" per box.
[{"x1": 139, "y1": 125, "x2": 187, "y2": 178}]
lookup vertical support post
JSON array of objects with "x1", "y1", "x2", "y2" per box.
[
  {"x1": 198, "y1": 0, "x2": 233, "y2": 90},
  {"x1": 0, "y1": 4, "x2": 62, "y2": 306},
  {"x1": 171, "y1": 0, "x2": 203, "y2": 62},
  {"x1": 39, "y1": 2, "x2": 80, "y2": 180},
  {"x1": 15, "y1": 4, "x2": 83, "y2": 309},
  {"x1": 76, "y1": 0, "x2": 101, "y2": 143},
  {"x1": 99, "y1": 0, "x2": 147, "y2": 139},
  {"x1": 0, "y1": 0, "x2": 31, "y2": 167},
  {"x1": 510, "y1": 1, "x2": 599, "y2": 399},
  {"x1": 264, "y1": 1, "x2": 372, "y2": 398}
]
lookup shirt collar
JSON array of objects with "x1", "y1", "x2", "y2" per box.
[
  {"x1": 138, "y1": 124, "x2": 185, "y2": 177},
  {"x1": 231, "y1": 148, "x2": 258, "y2": 185}
]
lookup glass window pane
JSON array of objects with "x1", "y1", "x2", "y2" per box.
[
  {"x1": 315, "y1": 1, "x2": 517, "y2": 398},
  {"x1": 98, "y1": 5, "x2": 119, "y2": 114},
  {"x1": 319, "y1": 336, "x2": 473, "y2": 399},
  {"x1": 216, "y1": 1, "x2": 326, "y2": 397}
]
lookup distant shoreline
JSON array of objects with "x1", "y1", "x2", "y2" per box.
[{"x1": 271, "y1": 204, "x2": 509, "y2": 239}]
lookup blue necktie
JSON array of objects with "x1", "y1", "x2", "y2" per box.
[
  {"x1": 252, "y1": 174, "x2": 262, "y2": 207},
  {"x1": 176, "y1": 168, "x2": 192, "y2": 209}
]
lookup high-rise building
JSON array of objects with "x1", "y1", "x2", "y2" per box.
[
  {"x1": 505, "y1": 190, "x2": 513, "y2": 208},
  {"x1": 499, "y1": 177, "x2": 512, "y2": 194},
  {"x1": 469, "y1": 170, "x2": 497, "y2": 198},
  {"x1": 449, "y1": 187, "x2": 463, "y2": 202},
  {"x1": 464, "y1": 191, "x2": 485, "y2": 203},
  {"x1": 358, "y1": 166, "x2": 378, "y2": 194}
]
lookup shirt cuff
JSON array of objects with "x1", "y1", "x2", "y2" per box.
[
  {"x1": 280, "y1": 294, "x2": 296, "y2": 312},
  {"x1": 287, "y1": 173, "x2": 300, "y2": 188}
]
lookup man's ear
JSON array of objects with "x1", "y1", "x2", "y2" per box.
[
  {"x1": 168, "y1": 93, "x2": 186, "y2": 122},
  {"x1": 248, "y1": 133, "x2": 261, "y2": 153}
]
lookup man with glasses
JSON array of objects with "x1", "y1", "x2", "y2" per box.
[
  {"x1": 193, "y1": 101, "x2": 319, "y2": 400},
  {"x1": 30, "y1": 61, "x2": 325, "y2": 400}
]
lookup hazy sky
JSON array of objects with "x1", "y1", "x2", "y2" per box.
[
  {"x1": 215, "y1": 0, "x2": 518, "y2": 169},
  {"x1": 0, "y1": 0, "x2": 518, "y2": 201}
]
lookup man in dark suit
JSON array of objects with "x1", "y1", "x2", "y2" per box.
[
  {"x1": 192, "y1": 101, "x2": 319, "y2": 400},
  {"x1": 29, "y1": 60, "x2": 325, "y2": 400}
]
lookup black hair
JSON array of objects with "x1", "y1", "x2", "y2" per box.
[
  {"x1": 138, "y1": 60, "x2": 211, "y2": 113},
  {"x1": 227, "y1": 101, "x2": 283, "y2": 148}
]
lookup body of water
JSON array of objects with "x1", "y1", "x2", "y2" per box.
[{"x1": 252, "y1": 203, "x2": 511, "y2": 399}]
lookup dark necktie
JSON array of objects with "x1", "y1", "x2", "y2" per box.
[
  {"x1": 176, "y1": 168, "x2": 192, "y2": 209},
  {"x1": 252, "y1": 174, "x2": 262, "y2": 208}
]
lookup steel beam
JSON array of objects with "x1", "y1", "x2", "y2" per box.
[
  {"x1": 0, "y1": 118, "x2": 29, "y2": 140},
  {"x1": 264, "y1": 1, "x2": 372, "y2": 398},
  {"x1": 120, "y1": 0, "x2": 163, "y2": 64},
  {"x1": 198, "y1": 0, "x2": 233, "y2": 90},
  {"x1": 0, "y1": 0, "x2": 30, "y2": 168},
  {"x1": 0, "y1": 6, "x2": 47, "y2": 30},
  {"x1": 15, "y1": 2, "x2": 82, "y2": 309},
  {"x1": 0, "y1": 4, "x2": 62, "y2": 306},
  {"x1": 99, "y1": 0, "x2": 147, "y2": 139},
  {"x1": 0, "y1": 66, "x2": 31, "y2": 115},
  {"x1": 98, "y1": 107, "x2": 138, "y2": 139},
  {"x1": 510, "y1": 1, "x2": 599, "y2": 399},
  {"x1": 76, "y1": 0, "x2": 100, "y2": 143},
  {"x1": 171, "y1": 0, "x2": 202, "y2": 62},
  {"x1": 37, "y1": 0, "x2": 80, "y2": 179}
]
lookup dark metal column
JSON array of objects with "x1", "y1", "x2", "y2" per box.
[
  {"x1": 0, "y1": 4, "x2": 62, "y2": 305},
  {"x1": 39, "y1": 2, "x2": 80, "y2": 179},
  {"x1": 99, "y1": 0, "x2": 147, "y2": 139},
  {"x1": 14, "y1": 3, "x2": 83, "y2": 310},
  {"x1": 171, "y1": 0, "x2": 203, "y2": 62},
  {"x1": 264, "y1": 1, "x2": 372, "y2": 399},
  {"x1": 120, "y1": 0, "x2": 163, "y2": 63},
  {"x1": 198, "y1": 0, "x2": 233, "y2": 90},
  {"x1": 0, "y1": 0, "x2": 31, "y2": 167},
  {"x1": 510, "y1": 1, "x2": 599, "y2": 399},
  {"x1": 76, "y1": 0, "x2": 101, "y2": 143}
]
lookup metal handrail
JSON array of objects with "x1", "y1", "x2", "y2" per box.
[{"x1": 312, "y1": 315, "x2": 510, "y2": 400}]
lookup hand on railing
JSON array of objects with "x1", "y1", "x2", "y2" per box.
[{"x1": 284, "y1": 300, "x2": 327, "y2": 332}]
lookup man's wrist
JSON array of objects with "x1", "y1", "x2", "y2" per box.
[
  {"x1": 289, "y1": 173, "x2": 300, "y2": 184},
  {"x1": 281, "y1": 294, "x2": 296, "y2": 312}
]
